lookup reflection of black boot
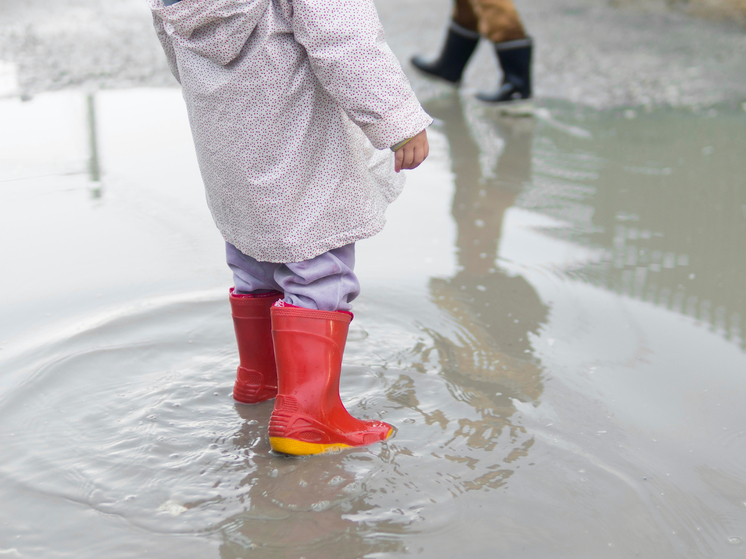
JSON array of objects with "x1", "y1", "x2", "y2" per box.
[
  {"x1": 476, "y1": 37, "x2": 533, "y2": 110},
  {"x1": 411, "y1": 22, "x2": 480, "y2": 85}
]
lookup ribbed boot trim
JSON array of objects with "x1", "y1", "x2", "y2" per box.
[
  {"x1": 449, "y1": 20, "x2": 481, "y2": 40},
  {"x1": 230, "y1": 287, "x2": 283, "y2": 299},
  {"x1": 271, "y1": 303, "x2": 353, "y2": 323},
  {"x1": 229, "y1": 288, "x2": 282, "y2": 318},
  {"x1": 494, "y1": 36, "x2": 533, "y2": 51}
]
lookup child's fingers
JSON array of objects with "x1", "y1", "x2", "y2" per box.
[
  {"x1": 418, "y1": 145, "x2": 428, "y2": 167},
  {"x1": 394, "y1": 131, "x2": 430, "y2": 172},
  {"x1": 402, "y1": 146, "x2": 416, "y2": 170},
  {"x1": 412, "y1": 148, "x2": 424, "y2": 169},
  {"x1": 395, "y1": 149, "x2": 404, "y2": 173},
  {"x1": 407, "y1": 146, "x2": 427, "y2": 170}
]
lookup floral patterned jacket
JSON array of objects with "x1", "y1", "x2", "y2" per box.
[{"x1": 149, "y1": 0, "x2": 432, "y2": 262}]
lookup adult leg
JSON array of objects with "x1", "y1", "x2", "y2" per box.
[
  {"x1": 410, "y1": 0, "x2": 481, "y2": 85},
  {"x1": 470, "y1": 0, "x2": 527, "y2": 43},
  {"x1": 471, "y1": 0, "x2": 533, "y2": 107}
]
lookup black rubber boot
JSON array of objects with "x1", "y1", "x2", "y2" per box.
[
  {"x1": 476, "y1": 37, "x2": 532, "y2": 106},
  {"x1": 411, "y1": 22, "x2": 480, "y2": 85}
]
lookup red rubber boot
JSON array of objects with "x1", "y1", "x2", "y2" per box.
[
  {"x1": 269, "y1": 305, "x2": 393, "y2": 455},
  {"x1": 229, "y1": 288, "x2": 282, "y2": 404}
]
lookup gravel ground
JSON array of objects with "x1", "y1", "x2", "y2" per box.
[{"x1": 0, "y1": 0, "x2": 745, "y2": 108}]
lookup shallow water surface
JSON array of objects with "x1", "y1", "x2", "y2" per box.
[{"x1": 1, "y1": 89, "x2": 745, "y2": 558}]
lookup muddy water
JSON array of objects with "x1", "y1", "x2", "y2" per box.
[{"x1": 1, "y1": 89, "x2": 745, "y2": 558}]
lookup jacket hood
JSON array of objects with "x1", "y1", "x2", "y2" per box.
[{"x1": 150, "y1": 0, "x2": 270, "y2": 65}]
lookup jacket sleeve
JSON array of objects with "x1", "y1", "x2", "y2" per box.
[
  {"x1": 152, "y1": 13, "x2": 181, "y2": 84},
  {"x1": 291, "y1": 0, "x2": 432, "y2": 150}
]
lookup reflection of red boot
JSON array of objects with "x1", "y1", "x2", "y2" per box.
[
  {"x1": 269, "y1": 305, "x2": 393, "y2": 455},
  {"x1": 229, "y1": 288, "x2": 282, "y2": 404}
]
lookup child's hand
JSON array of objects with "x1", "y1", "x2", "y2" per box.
[{"x1": 395, "y1": 129, "x2": 429, "y2": 173}]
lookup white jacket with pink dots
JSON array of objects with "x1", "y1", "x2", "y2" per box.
[{"x1": 149, "y1": 0, "x2": 432, "y2": 263}]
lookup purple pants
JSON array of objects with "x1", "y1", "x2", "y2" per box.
[{"x1": 226, "y1": 242, "x2": 360, "y2": 312}]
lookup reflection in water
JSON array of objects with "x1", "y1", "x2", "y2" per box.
[
  {"x1": 3, "y1": 89, "x2": 745, "y2": 558},
  {"x1": 517, "y1": 107, "x2": 746, "y2": 350},
  {"x1": 209, "y1": 98, "x2": 551, "y2": 553},
  {"x1": 418, "y1": 94, "x2": 547, "y2": 483},
  {"x1": 87, "y1": 92, "x2": 103, "y2": 198},
  {"x1": 87, "y1": 93, "x2": 101, "y2": 183},
  {"x1": 0, "y1": 90, "x2": 549, "y2": 558},
  {"x1": 214, "y1": 407, "x2": 406, "y2": 559},
  {"x1": 0, "y1": 297, "x2": 406, "y2": 558}
]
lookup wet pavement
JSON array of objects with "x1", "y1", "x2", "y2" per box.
[
  {"x1": 2, "y1": 1, "x2": 746, "y2": 558},
  {"x1": 3, "y1": 0, "x2": 746, "y2": 107}
]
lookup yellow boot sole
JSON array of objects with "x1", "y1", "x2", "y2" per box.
[
  {"x1": 270, "y1": 428, "x2": 393, "y2": 456},
  {"x1": 269, "y1": 437, "x2": 351, "y2": 456}
]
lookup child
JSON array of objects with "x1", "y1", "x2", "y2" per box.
[{"x1": 149, "y1": 0, "x2": 431, "y2": 455}]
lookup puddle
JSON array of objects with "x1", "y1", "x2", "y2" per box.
[{"x1": 0, "y1": 89, "x2": 745, "y2": 558}]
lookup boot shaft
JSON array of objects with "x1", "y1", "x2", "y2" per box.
[
  {"x1": 411, "y1": 21, "x2": 480, "y2": 84},
  {"x1": 270, "y1": 305, "x2": 351, "y2": 400},
  {"x1": 496, "y1": 38, "x2": 532, "y2": 97},
  {"x1": 230, "y1": 290, "x2": 281, "y2": 370},
  {"x1": 268, "y1": 304, "x2": 392, "y2": 454}
]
